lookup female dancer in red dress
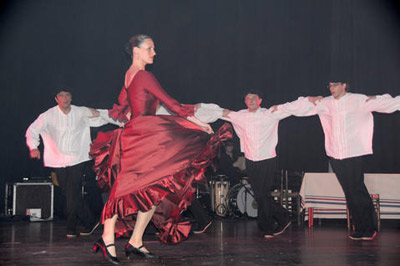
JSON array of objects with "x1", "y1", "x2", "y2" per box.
[{"x1": 91, "y1": 35, "x2": 231, "y2": 264}]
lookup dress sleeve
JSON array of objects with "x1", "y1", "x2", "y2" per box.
[
  {"x1": 108, "y1": 87, "x2": 131, "y2": 122},
  {"x1": 137, "y1": 71, "x2": 194, "y2": 118}
]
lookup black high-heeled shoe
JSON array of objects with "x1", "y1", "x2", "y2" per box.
[
  {"x1": 93, "y1": 237, "x2": 120, "y2": 265},
  {"x1": 125, "y1": 242, "x2": 158, "y2": 259}
]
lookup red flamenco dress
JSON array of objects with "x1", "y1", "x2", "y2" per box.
[{"x1": 90, "y1": 70, "x2": 232, "y2": 243}]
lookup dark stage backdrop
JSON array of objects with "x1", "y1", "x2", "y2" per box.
[{"x1": 1, "y1": 0, "x2": 399, "y2": 213}]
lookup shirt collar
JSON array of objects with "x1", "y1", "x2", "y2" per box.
[
  {"x1": 335, "y1": 92, "x2": 350, "y2": 101},
  {"x1": 57, "y1": 105, "x2": 73, "y2": 115},
  {"x1": 246, "y1": 107, "x2": 262, "y2": 114}
]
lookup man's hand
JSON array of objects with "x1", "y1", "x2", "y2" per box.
[
  {"x1": 222, "y1": 109, "x2": 231, "y2": 118},
  {"x1": 366, "y1": 95, "x2": 377, "y2": 102},
  {"x1": 270, "y1": 105, "x2": 278, "y2": 113},
  {"x1": 308, "y1": 96, "x2": 323, "y2": 106},
  {"x1": 30, "y1": 149, "x2": 41, "y2": 159},
  {"x1": 88, "y1": 108, "x2": 100, "y2": 118}
]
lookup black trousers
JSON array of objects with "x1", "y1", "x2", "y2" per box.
[
  {"x1": 188, "y1": 198, "x2": 210, "y2": 227},
  {"x1": 329, "y1": 156, "x2": 377, "y2": 233},
  {"x1": 246, "y1": 157, "x2": 289, "y2": 233},
  {"x1": 55, "y1": 162, "x2": 96, "y2": 233}
]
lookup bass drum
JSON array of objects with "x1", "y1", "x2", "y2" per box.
[{"x1": 227, "y1": 184, "x2": 258, "y2": 218}]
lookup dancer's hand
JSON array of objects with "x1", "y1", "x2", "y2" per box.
[
  {"x1": 308, "y1": 96, "x2": 323, "y2": 106},
  {"x1": 222, "y1": 109, "x2": 231, "y2": 118},
  {"x1": 187, "y1": 116, "x2": 214, "y2": 134},
  {"x1": 366, "y1": 95, "x2": 376, "y2": 102},
  {"x1": 89, "y1": 108, "x2": 100, "y2": 117},
  {"x1": 201, "y1": 124, "x2": 214, "y2": 134},
  {"x1": 30, "y1": 149, "x2": 41, "y2": 159}
]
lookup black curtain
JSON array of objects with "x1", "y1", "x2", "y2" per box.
[{"x1": 1, "y1": 0, "x2": 399, "y2": 213}]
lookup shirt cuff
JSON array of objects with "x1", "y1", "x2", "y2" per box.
[{"x1": 194, "y1": 103, "x2": 223, "y2": 123}]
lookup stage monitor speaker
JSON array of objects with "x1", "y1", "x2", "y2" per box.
[{"x1": 11, "y1": 182, "x2": 54, "y2": 221}]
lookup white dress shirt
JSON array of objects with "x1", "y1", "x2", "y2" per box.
[
  {"x1": 26, "y1": 105, "x2": 109, "y2": 168},
  {"x1": 310, "y1": 93, "x2": 400, "y2": 160},
  {"x1": 224, "y1": 97, "x2": 315, "y2": 161}
]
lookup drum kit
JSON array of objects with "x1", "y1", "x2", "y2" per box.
[{"x1": 209, "y1": 175, "x2": 258, "y2": 218}]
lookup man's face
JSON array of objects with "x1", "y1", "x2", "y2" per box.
[
  {"x1": 225, "y1": 144, "x2": 234, "y2": 153},
  {"x1": 329, "y1": 82, "x2": 347, "y2": 99},
  {"x1": 245, "y1": 93, "x2": 262, "y2": 112},
  {"x1": 55, "y1": 91, "x2": 72, "y2": 109}
]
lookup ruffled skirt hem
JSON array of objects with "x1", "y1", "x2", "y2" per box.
[{"x1": 91, "y1": 122, "x2": 232, "y2": 243}]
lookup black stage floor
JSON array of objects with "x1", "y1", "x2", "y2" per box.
[{"x1": 1, "y1": 218, "x2": 400, "y2": 266}]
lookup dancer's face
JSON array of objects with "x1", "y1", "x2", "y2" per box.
[
  {"x1": 55, "y1": 91, "x2": 72, "y2": 109},
  {"x1": 245, "y1": 93, "x2": 262, "y2": 112},
  {"x1": 329, "y1": 82, "x2": 347, "y2": 99},
  {"x1": 135, "y1": 39, "x2": 156, "y2": 65}
]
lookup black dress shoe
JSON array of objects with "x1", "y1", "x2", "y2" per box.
[
  {"x1": 66, "y1": 231, "x2": 78, "y2": 238},
  {"x1": 93, "y1": 237, "x2": 120, "y2": 265},
  {"x1": 125, "y1": 242, "x2": 158, "y2": 259},
  {"x1": 348, "y1": 231, "x2": 363, "y2": 240},
  {"x1": 263, "y1": 231, "x2": 275, "y2": 238},
  {"x1": 361, "y1": 231, "x2": 377, "y2": 240},
  {"x1": 274, "y1": 220, "x2": 292, "y2": 236},
  {"x1": 349, "y1": 230, "x2": 377, "y2": 241},
  {"x1": 193, "y1": 220, "x2": 212, "y2": 234},
  {"x1": 81, "y1": 221, "x2": 101, "y2": 236}
]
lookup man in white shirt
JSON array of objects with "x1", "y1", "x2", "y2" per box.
[
  {"x1": 222, "y1": 90, "x2": 318, "y2": 238},
  {"x1": 277, "y1": 81, "x2": 400, "y2": 240},
  {"x1": 286, "y1": 82, "x2": 398, "y2": 241},
  {"x1": 26, "y1": 88, "x2": 112, "y2": 238}
]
